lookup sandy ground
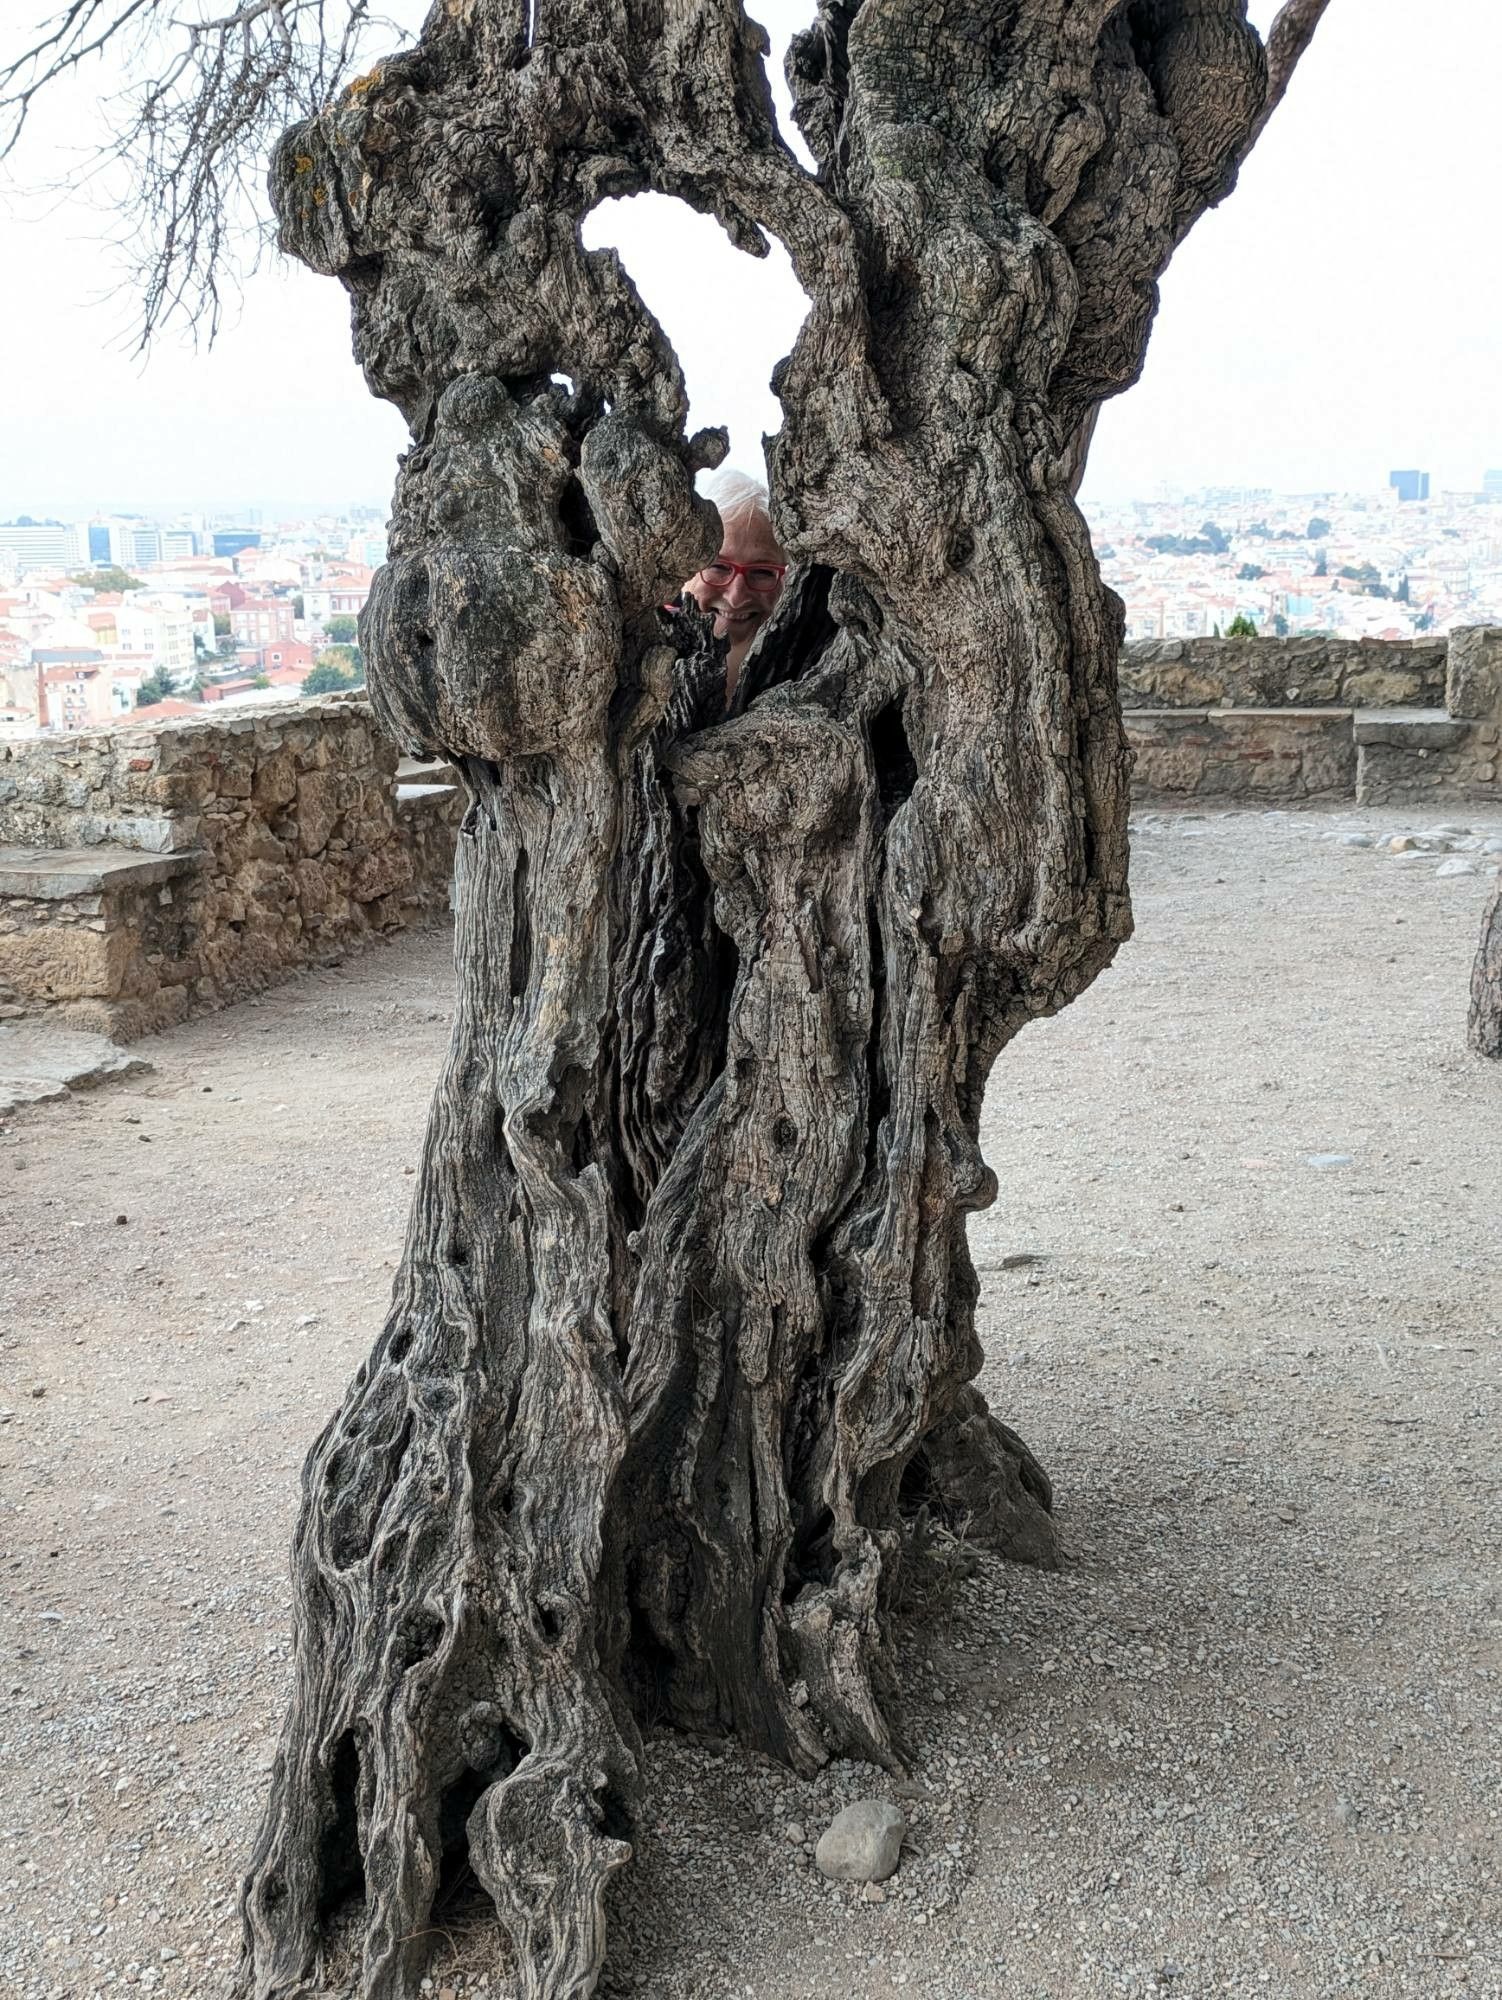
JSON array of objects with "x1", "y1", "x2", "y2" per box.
[{"x1": 2, "y1": 804, "x2": 1499, "y2": 2000}]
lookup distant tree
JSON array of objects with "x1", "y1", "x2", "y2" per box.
[
  {"x1": 1314, "y1": 549, "x2": 1328, "y2": 576},
  {"x1": 1306, "y1": 516, "x2": 1331, "y2": 539},
  {"x1": 302, "y1": 658, "x2": 359, "y2": 696},
  {"x1": 69, "y1": 566, "x2": 143, "y2": 593},
  {"x1": 1396, "y1": 574, "x2": 1411, "y2": 603},
  {"x1": 318, "y1": 641, "x2": 365, "y2": 683},
  {"x1": 325, "y1": 613, "x2": 358, "y2": 644},
  {"x1": 212, "y1": 612, "x2": 231, "y2": 636},
  {"x1": 1200, "y1": 521, "x2": 1230, "y2": 555},
  {"x1": 1237, "y1": 562, "x2": 1266, "y2": 581},
  {"x1": 134, "y1": 669, "x2": 173, "y2": 707},
  {"x1": 292, "y1": 593, "x2": 305, "y2": 620},
  {"x1": 216, "y1": 637, "x2": 237, "y2": 657},
  {"x1": 1338, "y1": 562, "x2": 1387, "y2": 598},
  {"x1": 1212, "y1": 622, "x2": 1223, "y2": 638},
  {"x1": 1226, "y1": 613, "x2": 1258, "y2": 637},
  {"x1": 1273, "y1": 613, "x2": 1290, "y2": 637},
  {"x1": 251, "y1": 672, "x2": 272, "y2": 689},
  {"x1": 1415, "y1": 610, "x2": 1436, "y2": 633}
]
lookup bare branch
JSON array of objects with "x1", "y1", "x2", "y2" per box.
[
  {"x1": 1240, "y1": 0, "x2": 1334, "y2": 163},
  {"x1": 1, "y1": 0, "x2": 394, "y2": 342}
]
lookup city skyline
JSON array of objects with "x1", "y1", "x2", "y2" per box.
[{"x1": 0, "y1": 0, "x2": 1497, "y2": 514}]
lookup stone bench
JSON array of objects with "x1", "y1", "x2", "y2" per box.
[
  {"x1": 0, "y1": 844, "x2": 209, "y2": 1037},
  {"x1": 1353, "y1": 708, "x2": 1498, "y2": 806},
  {"x1": 0, "y1": 705, "x2": 463, "y2": 1040},
  {"x1": 1124, "y1": 707, "x2": 1357, "y2": 800},
  {"x1": 1126, "y1": 702, "x2": 1501, "y2": 806}
]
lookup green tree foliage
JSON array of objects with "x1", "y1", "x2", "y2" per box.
[
  {"x1": 1237, "y1": 562, "x2": 1265, "y2": 580},
  {"x1": 1272, "y1": 613, "x2": 1289, "y2": 636},
  {"x1": 69, "y1": 566, "x2": 143, "y2": 593},
  {"x1": 1306, "y1": 516, "x2": 1331, "y2": 539},
  {"x1": 321, "y1": 642, "x2": 365, "y2": 681},
  {"x1": 1338, "y1": 562, "x2": 1389, "y2": 599},
  {"x1": 1145, "y1": 521, "x2": 1229, "y2": 559},
  {"x1": 1226, "y1": 613, "x2": 1258, "y2": 637},
  {"x1": 134, "y1": 669, "x2": 175, "y2": 707},
  {"x1": 213, "y1": 612, "x2": 232, "y2": 635},
  {"x1": 303, "y1": 656, "x2": 360, "y2": 696},
  {"x1": 325, "y1": 613, "x2": 358, "y2": 644}
]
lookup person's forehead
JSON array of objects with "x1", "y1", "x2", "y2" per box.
[{"x1": 719, "y1": 512, "x2": 784, "y2": 563}]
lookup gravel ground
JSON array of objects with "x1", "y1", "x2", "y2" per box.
[{"x1": 2, "y1": 804, "x2": 1499, "y2": 2000}]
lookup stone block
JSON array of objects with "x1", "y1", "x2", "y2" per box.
[
  {"x1": 0, "y1": 847, "x2": 200, "y2": 899},
  {"x1": 297, "y1": 770, "x2": 343, "y2": 854},
  {"x1": 352, "y1": 844, "x2": 414, "y2": 903},
  {"x1": 1446, "y1": 626, "x2": 1502, "y2": 723},
  {"x1": 0, "y1": 923, "x2": 133, "y2": 1002},
  {"x1": 1352, "y1": 708, "x2": 1469, "y2": 749},
  {"x1": 252, "y1": 748, "x2": 299, "y2": 809}
]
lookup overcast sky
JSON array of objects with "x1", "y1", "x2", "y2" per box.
[{"x1": 0, "y1": 0, "x2": 1496, "y2": 519}]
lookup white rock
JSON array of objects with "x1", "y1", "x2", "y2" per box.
[
  {"x1": 815, "y1": 1799, "x2": 906, "y2": 1883},
  {"x1": 1435, "y1": 858, "x2": 1479, "y2": 877}
]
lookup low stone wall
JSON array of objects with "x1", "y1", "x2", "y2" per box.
[
  {"x1": 1126, "y1": 709, "x2": 1356, "y2": 801},
  {"x1": 0, "y1": 702, "x2": 460, "y2": 1040},
  {"x1": 1123, "y1": 628, "x2": 1502, "y2": 808},
  {"x1": 1120, "y1": 636, "x2": 1448, "y2": 712}
]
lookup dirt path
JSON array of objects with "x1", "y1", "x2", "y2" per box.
[{"x1": 2, "y1": 805, "x2": 1499, "y2": 2000}]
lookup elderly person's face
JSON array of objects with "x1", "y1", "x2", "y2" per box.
[{"x1": 682, "y1": 510, "x2": 787, "y2": 694}]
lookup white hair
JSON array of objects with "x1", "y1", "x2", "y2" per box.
[{"x1": 702, "y1": 467, "x2": 773, "y2": 534}]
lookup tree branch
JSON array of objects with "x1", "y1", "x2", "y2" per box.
[
  {"x1": 1240, "y1": 0, "x2": 1334, "y2": 163},
  {"x1": 1, "y1": 0, "x2": 384, "y2": 341}
]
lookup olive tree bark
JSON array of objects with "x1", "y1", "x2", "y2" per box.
[
  {"x1": 1469, "y1": 883, "x2": 1502, "y2": 1057},
  {"x1": 237, "y1": 2, "x2": 1325, "y2": 1994}
]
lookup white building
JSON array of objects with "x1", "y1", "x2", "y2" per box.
[
  {"x1": 0, "y1": 520, "x2": 89, "y2": 579},
  {"x1": 114, "y1": 594, "x2": 201, "y2": 683}
]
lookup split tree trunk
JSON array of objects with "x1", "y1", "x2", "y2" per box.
[
  {"x1": 1469, "y1": 883, "x2": 1502, "y2": 1056},
  {"x1": 237, "y1": 3, "x2": 1323, "y2": 1994}
]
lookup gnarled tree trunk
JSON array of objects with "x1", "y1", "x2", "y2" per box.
[
  {"x1": 236, "y1": 2, "x2": 1325, "y2": 1994},
  {"x1": 1470, "y1": 882, "x2": 1502, "y2": 1056}
]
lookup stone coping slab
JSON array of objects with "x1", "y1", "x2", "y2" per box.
[
  {"x1": 395, "y1": 781, "x2": 461, "y2": 808},
  {"x1": 1352, "y1": 708, "x2": 1470, "y2": 747},
  {"x1": 0, "y1": 846, "x2": 205, "y2": 900},
  {"x1": 1126, "y1": 706, "x2": 1354, "y2": 724},
  {"x1": 0, "y1": 1025, "x2": 151, "y2": 1117}
]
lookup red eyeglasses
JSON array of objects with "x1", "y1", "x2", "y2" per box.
[{"x1": 696, "y1": 558, "x2": 788, "y2": 592}]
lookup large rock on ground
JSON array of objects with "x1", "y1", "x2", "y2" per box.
[{"x1": 814, "y1": 1800, "x2": 907, "y2": 1883}]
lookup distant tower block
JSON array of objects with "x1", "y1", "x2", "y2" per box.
[{"x1": 1389, "y1": 469, "x2": 1430, "y2": 503}]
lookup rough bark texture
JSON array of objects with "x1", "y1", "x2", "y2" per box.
[
  {"x1": 1469, "y1": 883, "x2": 1502, "y2": 1057},
  {"x1": 238, "y1": 4, "x2": 1316, "y2": 1994}
]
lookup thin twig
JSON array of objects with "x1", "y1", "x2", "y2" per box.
[{"x1": 1, "y1": 0, "x2": 387, "y2": 342}]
